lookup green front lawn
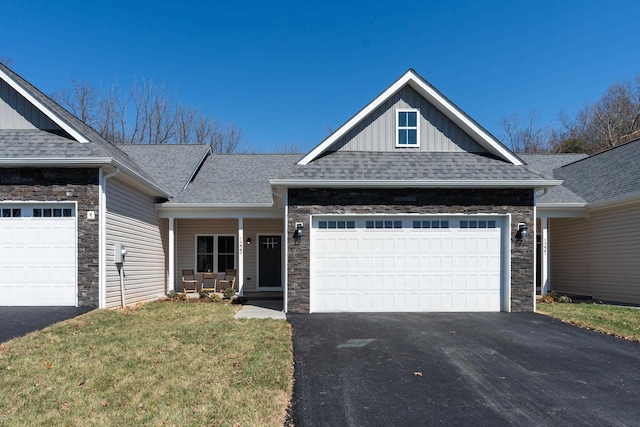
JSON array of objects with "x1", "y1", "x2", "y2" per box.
[
  {"x1": 0, "y1": 302, "x2": 292, "y2": 426},
  {"x1": 537, "y1": 302, "x2": 640, "y2": 342}
]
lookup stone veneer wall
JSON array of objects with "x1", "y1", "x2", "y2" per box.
[
  {"x1": 287, "y1": 188, "x2": 534, "y2": 313},
  {"x1": 0, "y1": 168, "x2": 100, "y2": 307}
]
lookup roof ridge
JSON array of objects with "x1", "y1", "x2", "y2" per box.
[{"x1": 559, "y1": 138, "x2": 640, "y2": 169}]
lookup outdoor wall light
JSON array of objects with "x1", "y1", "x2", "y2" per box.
[
  {"x1": 246, "y1": 237, "x2": 251, "y2": 245},
  {"x1": 515, "y1": 223, "x2": 529, "y2": 245},
  {"x1": 293, "y1": 222, "x2": 304, "y2": 245}
]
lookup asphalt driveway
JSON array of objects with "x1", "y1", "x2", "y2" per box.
[
  {"x1": 0, "y1": 306, "x2": 93, "y2": 343},
  {"x1": 289, "y1": 312, "x2": 640, "y2": 426}
]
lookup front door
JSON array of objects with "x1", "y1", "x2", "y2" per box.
[{"x1": 258, "y1": 235, "x2": 282, "y2": 288}]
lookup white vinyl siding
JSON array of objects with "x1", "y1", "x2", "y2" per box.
[
  {"x1": 550, "y1": 201, "x2": 640, "y2": 305},
  {"x1": 105, "y1": 178, "x2": 168, "y2": 308},
  {"x1": 329, "y1": 86, "x2": 486, "y2": 153}
]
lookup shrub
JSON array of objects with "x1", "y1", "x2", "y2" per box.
[{"x1": 223, "y1": 288, "x2": 236, "y2": 299}]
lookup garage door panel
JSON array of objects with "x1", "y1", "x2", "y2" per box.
[
  {"x1": 1, "y1": 205, "x2": 77, "y2": 306},
  {"x1": 311, "y1": 216, "x2": 505, "y2": 312}
]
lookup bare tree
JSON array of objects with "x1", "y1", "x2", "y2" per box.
[
  {"x1": 498, "y1": 113, "x2": 551, "y2": 153},
  {"x1": 551, "y1": 76, "x2": 640, "y2": 154},
  {"x1": 0, "y1": 56, "x2": 14, "y2": 66},
  {"x1": 52, "y1": 78, "x2": 242, "y2": 152}
]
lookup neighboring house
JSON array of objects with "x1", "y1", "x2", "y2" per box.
[
  {"x1": 18, "y1": 62, "x2": 637, "y2": 313},
  {"x1": 0, "y1": 63, "x2": 179, "y2": 308},
  {"x1": 523, "y1": 141, "x2": 640, "y2": 305}
]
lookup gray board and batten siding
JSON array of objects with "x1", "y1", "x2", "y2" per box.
[
  {"x1": 105, "y1": 177, "x2": 168, "y2": 308},
  {"x1": 328, "y1": 85, "x2": 488, "y2": 153},
  {"x1": 0, "y1": 79, "x2": 62, "y2": 130}
]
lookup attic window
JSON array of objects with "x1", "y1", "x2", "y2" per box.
[{"x1": 396, "y1": 109, "x2": 419, "y2": 147}]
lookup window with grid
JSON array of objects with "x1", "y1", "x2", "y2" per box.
[
  {"x1": 217, "y1": 236, "x2": 235, "y2": 272},
  {"x1": 196, "y1": 236, "x2": 214, "y2": 272},
  {"x1": 396, "y1": 110, "x2": 419, "y2": 147}
]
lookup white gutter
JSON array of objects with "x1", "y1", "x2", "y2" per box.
[
  {"x1": 536, "y1": 202, "x2": 588, "y2": 209},
  {"x1": 99, "y1": 167, "x2": 120, "y2": 309},
  {"x1": 0, "y1": 157, "x2": 112, "y2": 166},
  {"x1": 270, "y1": 179, "x2": 563, "y2": 188}
]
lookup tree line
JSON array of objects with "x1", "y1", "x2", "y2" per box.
[
  {"x1": 48, "y1": 69, "x2": 640, "y2": 155},
  {"x1": 500, "y1": 76, "x2": 640, "y2": 154},
  {"x1": 53, "y1": 79, "x2": 242, "y2": 153}
]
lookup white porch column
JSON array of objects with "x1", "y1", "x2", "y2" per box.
[
  {"x1": 168, "y1": 217, "x2": 175, "y2": 292},
  {"x1": 238, "y1": 217, "x2": 244, "y2": 296},
  {"x1": 541, "y1": 216, "x2": 549, "y2": 295}
]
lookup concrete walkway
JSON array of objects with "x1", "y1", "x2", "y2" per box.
[{"x1": 234, "y1": 299, "x2": 285, "y2": 319}]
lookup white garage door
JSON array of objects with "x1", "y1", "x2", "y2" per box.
[
  {"x1": 310, "y1": 216, "x2": 506, "y2": 313},
  {"x1": 0, "y1": 204, "x2": 77, "y2": 306}
]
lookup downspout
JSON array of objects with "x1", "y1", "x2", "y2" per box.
[{"x1": 99, "y1": 167, "x2": 120, "y2": 309}]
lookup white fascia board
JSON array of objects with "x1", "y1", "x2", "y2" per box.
[
  {"x1": 405, "y1": 78, "x2": 522, "y2": 165},
  {"x1": 536, "y1": 206, "x2": 588, "y2": 218},
  {"x1": 536, "y1": 202, "x2": 588, "y2": 208},
  {"x1": 158, "y1": 202, "x2": 275, "y2": 209},
  {"x1": 156, "y1": 205, "x2": 283, "y2": 219},
  {"x1": 270, "y1": 179, "x2": 562, "y2": 188},
  {"x1": 298, "y1": 70, "x2": 522, "y2": 166},
  {"x1": 0, "y1": 68, "x2": 89, "y2": 143},
  {"x1": 0, "y1": 157, "x2": 112, "y2": 166},
  {"x1": 298, "y1": 75, "x2": 409, "y2": 166}
]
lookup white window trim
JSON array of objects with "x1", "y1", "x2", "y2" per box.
[
  {"x1": 194, "y1": 234, "x2": 236, "y2": 274},
  {"x1": 395, "y1": 108, "x2": 420, "y2": 148}
]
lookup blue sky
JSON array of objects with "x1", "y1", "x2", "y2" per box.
[{"x1": 2, "y1": 1, "x2": 640, "y2": 152}]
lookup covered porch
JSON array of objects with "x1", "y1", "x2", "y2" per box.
[
  {"x1": 158, "y1": 205, "x2": 287, "y2": 304},
  {"x1": 535, "y1": 205, "x2": 588, "y2": 296}
]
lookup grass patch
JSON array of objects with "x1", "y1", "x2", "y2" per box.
[
  {"x1": 537, "y1": 302, "x2": 640, "y2": 342},
  {"x1": 0, "y1": 302, "x2": 292, "y2": 426}
]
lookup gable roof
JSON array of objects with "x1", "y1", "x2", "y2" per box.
[
  {"x1": 298, "y1": 69, "x2": 523, "y2": 166},
  {"x1": 554, "y1": 139, "x2": 640, "y2": 205},
  {"x1": 117, "y1": 144, "x2": 211, "y2": 196},
  {"x1": 0, "y1": 63, "x2": 170, "y2": 197},
  {"x1": 273, "y1": 151, "x2": 557, "y2": 188},
  {"x1": 166, "y1": 154, "x2": 301, "y2": 206}
]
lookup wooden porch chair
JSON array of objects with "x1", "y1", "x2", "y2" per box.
[
  {"x1": 219, "y1": 269, "x2": 237, "y2": 292},
  {"x1": 201, "y1": 272, "x2": 217, "y2": 293},
  {"x1": 181, "y1": 269, "x2": 199, "y2": 294}
]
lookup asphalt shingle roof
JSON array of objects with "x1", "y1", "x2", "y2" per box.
[
  {"x1": 0, "y1": 63, "x2": 164, "y2": 192},
  {"x1": 171, "y1": 154, "x2": 301, "y2": 204},
  {"x1": 519, "y1": 154, "x2": 588, "y2": 205},
  {"x1": 117, "y1": 144, "x2": 210, "y2": 196},
  {"x1": 285, "y1": 151, "x2": 549, "y2": 182},
  {"x1": 0, "y1": 129, "x2": 95, "y2": 158},
  {"x1": 554, "y1": 139, "x2": 640, "y2": 204}
]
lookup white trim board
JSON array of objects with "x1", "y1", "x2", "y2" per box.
[
  {"x1": 298, "y1": 69, "x2": 522, "y2": 166},
  {"x1": 0, "y1": 67, "x2": 89, "y2": 143}
]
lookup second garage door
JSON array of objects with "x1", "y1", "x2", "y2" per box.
[
  {"x1": 310, "y1": 215, "x2": 507, "y2": 313},
  {"x1": 0, "y1": 204, "x2": 77, "y2": 306}
]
